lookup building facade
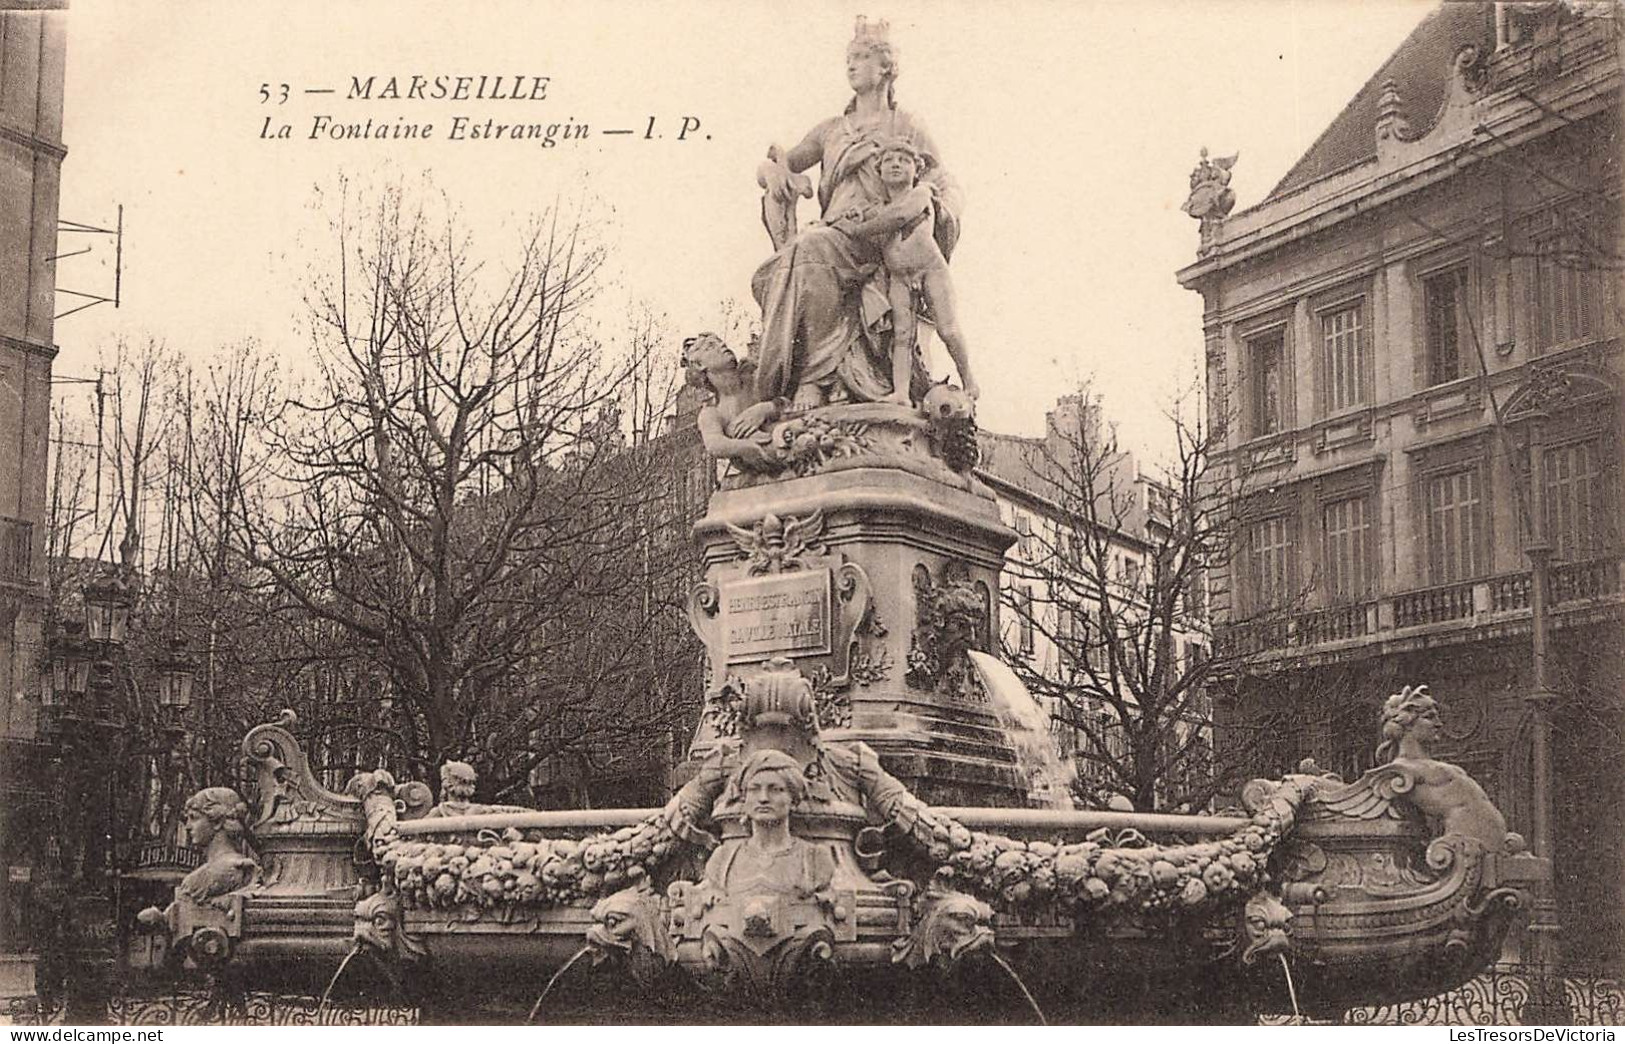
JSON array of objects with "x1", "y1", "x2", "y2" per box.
[
  {"x1": 1179, "y1": 2, "x2": 1622, "y2": 971},
  {"x1": 0, "y1": 8, "x2": 66, "y2": 1013},
  {"x1": 981, "y1": 395, "x2": 1213, "y2": 808}
]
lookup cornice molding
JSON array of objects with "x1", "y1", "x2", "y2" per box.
[
  {"x1": 0, "y1": 335, "x2": 59, "y2": 361},
  {"x1": 0, "y1": 123, "x2": 67, "y2": 161}
]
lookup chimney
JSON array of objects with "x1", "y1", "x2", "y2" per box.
[{"x1": 1045, "y1": 393, "x2": 1100, "y2": 461}]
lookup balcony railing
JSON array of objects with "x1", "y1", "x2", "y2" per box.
[
  {"x1": 1394, "y1": 579, "x2": 1476, "y2": 628},
  {"x1": 1296, "y1": 601, "x2": 1376, "y2": 644},
  {"x1": 1, "y1": 517, "x2": 31, "y2": 583},
  {"x1": 1226, "y1": 555, "x2": 1623, "y2": 659},
  {"x1": 1553, "y1": 556, "x2": 1620, "y2": 604}
]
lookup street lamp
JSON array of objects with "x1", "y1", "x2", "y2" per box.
[
  {"x1": 83, "y1": 571, "x2": 132, "y2": 647},
  {"x1": 154, "y1": 637, "x2": 196, "y2": 712},
  {"x1": 46, "y1": 620, "x2": 92, "y2": 707}
]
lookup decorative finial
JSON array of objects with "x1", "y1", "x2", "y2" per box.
[{"x1": 1376, "y1": 77, "x2": 1413, "y2": 142}]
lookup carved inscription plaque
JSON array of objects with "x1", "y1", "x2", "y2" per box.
[{"x1": 721, "y1": 569, "x2": 832, "y2": 664}]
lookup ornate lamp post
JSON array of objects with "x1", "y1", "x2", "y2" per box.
[
  {"x1": 82, "y1": 571, "x2": 132, "y2": 647},
  {"x1": 1498, "y1": 362, "x2": 1596, "y2": 1024},
  {"x1": 43, "y1": 621, "x2": 92, "y2": 711},
  {"x1": 154, "y1": 638, "x2": 196, "y2": 745},
  {"x1": 1518, "y1": 409, "x2": 1569, "y2": 1025}
]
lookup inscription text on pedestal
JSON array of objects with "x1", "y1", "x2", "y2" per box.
[{"x1": 721, "y1": 569, "x2": 832, "y2": 664}]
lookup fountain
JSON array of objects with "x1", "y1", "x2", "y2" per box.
[
  {"x1": 127, "y1": 18, "x2": 1544, "y2": 1024},
  {"x1": 968, "y1": 650, "x2": 1078, "y2": 809}
]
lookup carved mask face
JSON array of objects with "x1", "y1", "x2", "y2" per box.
[
  {"x1": 744, "y1": 771, "x2": 795, "y2": 828},
  {"x1": 1241, "y1": 893, "x2": 1294, "y2": 965},
  {"x1": 1411, "y1": 704, "x2": 1442, "y2": 742}
]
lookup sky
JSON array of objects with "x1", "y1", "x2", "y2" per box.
[{"x1": 53, "y1": 0, "x2": 1436, "y2": 460}]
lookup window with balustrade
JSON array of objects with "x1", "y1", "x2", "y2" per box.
[
  {"x1": 1425, "y1": 468, "x2": 1486, "y2": 584},
  {"x1": 1321, "y1": 300, "x2": 1369, "y2": 413},
  {"x1": 1322, "y1": 495, "x2": 1375, "y2": 601},
  {"x1": 1544, "y1": 439, "x2": 1617, "y2": 560}
]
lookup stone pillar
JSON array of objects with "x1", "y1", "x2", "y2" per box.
[{"x1": 687, "y1": 449, "x2": 1027, "y2": 807}]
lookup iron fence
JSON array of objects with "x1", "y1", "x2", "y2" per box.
[
  {"x1": 3, "y1": 989, "x2": 418, "y2": 1027},
  {"x1": 1261, "y1": 966, "x2": 1624, "y2": 1026}
]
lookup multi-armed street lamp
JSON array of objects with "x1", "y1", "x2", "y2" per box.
[{"x1": 37, "y1": 565, "x2": 197, "y2": 1019}]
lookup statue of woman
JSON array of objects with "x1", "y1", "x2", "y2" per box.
[
  {"x1": 704, "y1": 750, "x2": 834, "y2": 899},
  {"x1": 751, "y1": 17, "x2": 964, "y2": 411},
  {"x1": 1376, "y1": 685, "x2": 1509, "y2": 851},
  {"x1": 176, "y1": 787, "x2": 260, "y2": 905}
]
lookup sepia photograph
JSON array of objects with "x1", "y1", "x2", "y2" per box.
[{"x1": 0, "y1": 0, "x2": 1620, "y2": 1029}]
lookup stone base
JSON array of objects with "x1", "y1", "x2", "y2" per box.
[
  {"x1": 0, "y1": 954, "x2": 37, "y2": 1025},
  {"x1": 687, "y1": 462, "x2": 1028, "y2": 808}
]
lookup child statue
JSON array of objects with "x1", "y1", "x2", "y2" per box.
[{"x1": 831, "y1": 137, "x2": 978, "y2": 404}]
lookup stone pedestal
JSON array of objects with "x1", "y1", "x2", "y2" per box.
[
  {"x1": 0, "y1": 954, "x2": 37, "y2": 1024},
  {"x1": 688, "y1": 453, "x2": 1027, "y2": 807}
]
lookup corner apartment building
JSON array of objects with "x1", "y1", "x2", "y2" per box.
[
  {"x1": 981, "y1": 395, "x2": 1212, "y2": 807},
  {"x1": 1178, "y1": 2, "x2": 1621, "y2": 970}
]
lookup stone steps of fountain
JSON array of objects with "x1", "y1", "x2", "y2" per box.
[{"x1": 837, "y1": 719, "x2": 1019, "y2": 765}]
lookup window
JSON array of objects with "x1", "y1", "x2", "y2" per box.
[
  {"x1": 1544, "y1": 440, "x2": 1615, "y2": 560},
  {"x1": 1322, "y1": 495, "x2": 1374, "y2": 601},
  {"x1": 1423, "y1": 269, "x2": 1466, "y2": 386},
  {"x1": 1182, "y1": 567, "x2": 1207, "y2": 618},
  {"x1": 1014, "y1": 513, "x2": 1034, "y2": 559},
  {"x1": 1248, "y1": 330, "x2": 1286, "y2": 438},
  {"x1": 1425, "y1": 469, "x2": 1484, "y2": 583},
  {"x1": 1056, "y1": 603, "x2": 1088, "y2": 667},
  {"x1": 1535, "y1": 231, "x2": 1615, "y2": 350},
  {"x1": 1, "y1": 518, "x2": 30, "y2": 582},
  {"x1": 1016, "y1": 585, "x2": 1035, "y2": 656},
  {"x1": 1322, "y1": 302, "x2": 1368, "y2": 412},
  {"x1": 1246, "y1": 516, "x2": 1295, "y2": 613}
]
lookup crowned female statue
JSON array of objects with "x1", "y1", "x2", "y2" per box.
[{"x1": 751, "y1": 16, "x2": 964, "y2": 410}]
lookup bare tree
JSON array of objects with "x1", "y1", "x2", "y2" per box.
[
  {"x1": 1000, "y1": 387, "x2": 1311, "y2": 812},
  {"x1": 225, "y1": 184, "x2": 698, "y2": 796}
]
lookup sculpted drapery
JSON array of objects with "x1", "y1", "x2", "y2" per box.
[{"x1": 751, "y1": 22, "x2": 964, "y2": 410}]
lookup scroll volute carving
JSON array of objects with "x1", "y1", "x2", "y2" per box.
[{"x1": 241, "y1": 710, "x2": 363, "y2": 832}]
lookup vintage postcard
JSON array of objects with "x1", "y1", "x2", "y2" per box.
[{"x1": 1, "y1": 0, "x2": 1619, "y2": 1029}]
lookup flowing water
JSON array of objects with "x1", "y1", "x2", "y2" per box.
[
  {"x1": 526, "y1": 945, "x2": 593, "y2": 1024},
  {"x1": 987, "y1": 949, "x2": 1048, "y2": 1025},
  {"x1": 1278, "y1": 953, "x2": 1302, "y2": 1019},
  {"x1": 967, "y1": 650, "x2": 1077, "y2": 809},
  {"x1": 317, "y1": 944, "x2": 362, "y2": 1019}
]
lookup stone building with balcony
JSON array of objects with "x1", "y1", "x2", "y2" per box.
[
  {"x1": 1178, "y1": 2, "x2": 1622, "y2": 971},
  {"x1": 0, "y1": 8, "x2": 66, "y2": 1016}
]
